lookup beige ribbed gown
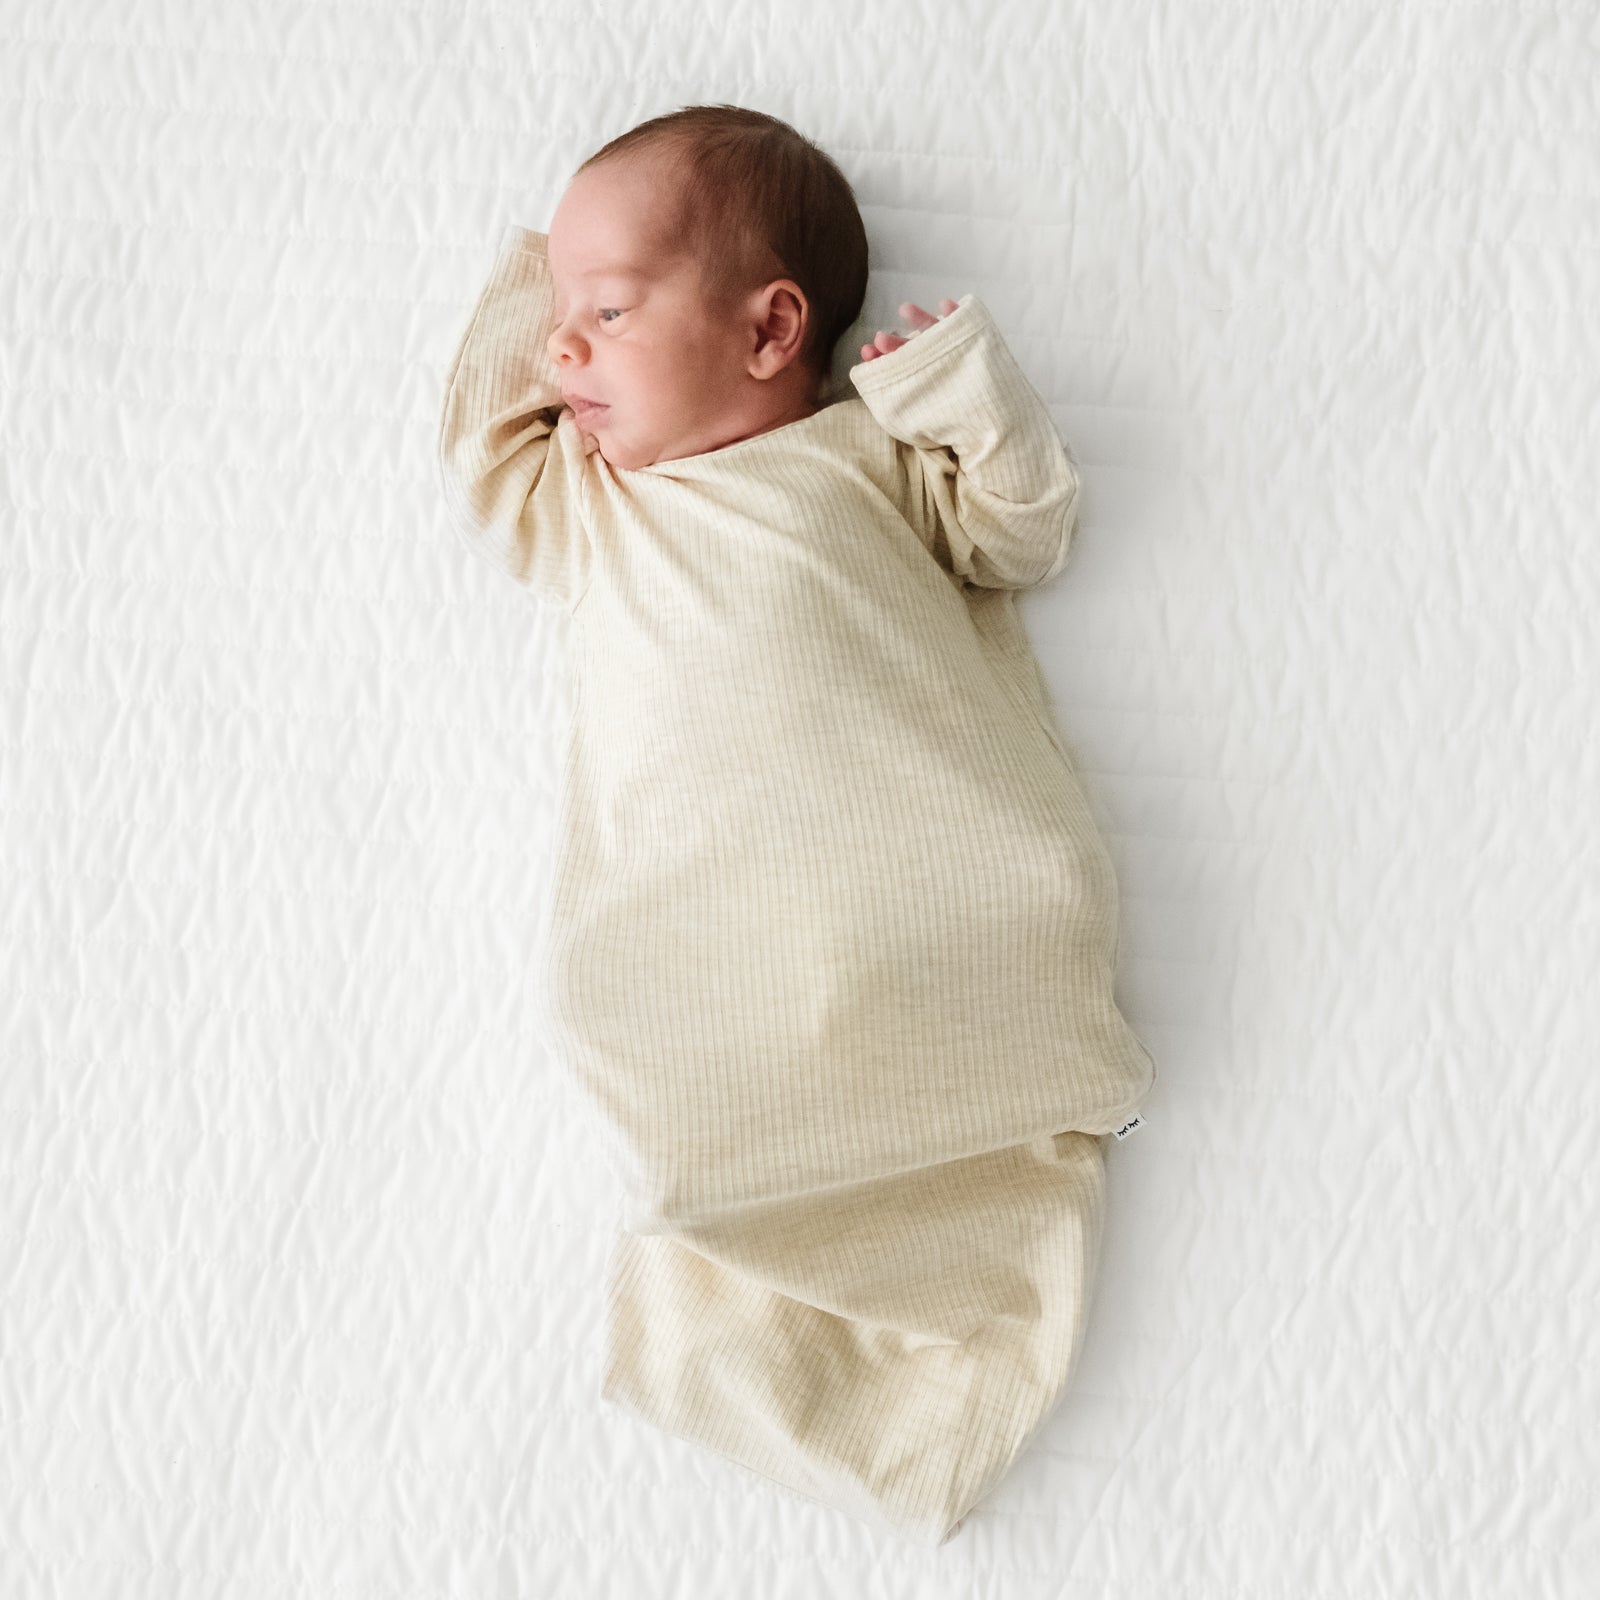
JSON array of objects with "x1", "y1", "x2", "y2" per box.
[{"x1": 437, "y1": 223, "x2": 1156, "y2": 1545}]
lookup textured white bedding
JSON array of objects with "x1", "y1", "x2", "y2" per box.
[{"x1": 5, "y1": 1, "x2": 1596, "y2": 1595}]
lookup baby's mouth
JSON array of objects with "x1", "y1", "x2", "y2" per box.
[{"x1": 567, "y1": 397, "x2": 609, "y2": 422}]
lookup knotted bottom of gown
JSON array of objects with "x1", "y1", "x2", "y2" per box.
[{"x1": 597, "y1": 1128, "x2": 1108, "y2": 1545}]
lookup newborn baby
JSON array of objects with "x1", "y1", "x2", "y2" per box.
[{"x1": 437, "y1": 107, "x2": 1156, "y2": 1546}]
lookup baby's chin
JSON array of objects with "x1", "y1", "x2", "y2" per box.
[
  {"x1": 568, "y1": 409, "x2": 669, "y2": 470},
  {"x1": 587, "y1": 429, "x2": 659, "y2": 471},
  {"x1": 571, "y1": 414, "x2": 609, "y2": 459}
]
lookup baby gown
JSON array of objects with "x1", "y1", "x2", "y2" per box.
[{"x1": 437, "y1": 224, "x2": 1156, "y2": 1545}]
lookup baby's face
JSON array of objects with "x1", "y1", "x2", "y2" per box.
[{"x1": 546, "y1": 158, "x2": 811, "y2": 470}]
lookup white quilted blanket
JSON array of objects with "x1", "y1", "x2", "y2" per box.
[{"x1": 5, "y1": 1, "x2": 1595, "y2": 1594}]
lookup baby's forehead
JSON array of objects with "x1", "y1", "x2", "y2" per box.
[
  {"x1": 550, "y1": 231, "x2": 690, "y2": 294},
  {"x1": 551, "y1": 239, "x2": 716, "y2": 312},
  {"x1": 551, "y1": 178, "x2": 688, "y2": 269}
]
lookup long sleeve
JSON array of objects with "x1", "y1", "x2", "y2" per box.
[
  {"x1": 847, "y1": 294, "x2": 1081, "y2": 591},
  {"x1": 436, "y1": 224, "x2": 594, "y2": 612}
]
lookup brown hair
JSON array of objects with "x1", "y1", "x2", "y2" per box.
[{"x1": 574, "y1": 105, "x2": 869, "y2": 394}]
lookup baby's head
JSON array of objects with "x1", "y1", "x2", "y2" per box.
[{"x1": 546, "y1": 105, "x2": 869, "y2": 469}]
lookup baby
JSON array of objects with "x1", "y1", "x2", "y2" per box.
[{"x1": 437, "y1": 105, "x2": 1156, "y2": 1546}]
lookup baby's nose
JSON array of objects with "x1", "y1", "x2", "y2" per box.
[{"x1": 547, "y1": 310, "x2": 590, "y2": 358}]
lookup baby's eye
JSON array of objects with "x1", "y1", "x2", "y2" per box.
[{"x1": 598, "y1": 308, "x2": 623, "y2": 323}]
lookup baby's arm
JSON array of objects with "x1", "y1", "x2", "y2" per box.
[
  {"x1": 848, "y1": 295, "x2": 1081, "y2": 591},
  {"x1": 436, "y1": 226, "x2": 592, "y2": 612}
]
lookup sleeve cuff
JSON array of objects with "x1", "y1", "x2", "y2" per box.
[
  {"x1": 499, "y1": 223, "x2": 549, "y2": 257},
  {"x1": 847, "y1": 292, "x2": 988, "y2": 389}
]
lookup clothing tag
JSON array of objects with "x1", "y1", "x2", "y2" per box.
[{"x1": 1112, "y1": 1113, "x2": 1146, "y2": 1142}]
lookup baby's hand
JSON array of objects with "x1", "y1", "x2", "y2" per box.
[{"x1": 858, "y1": 299, "x2": 961, "y2": 362}]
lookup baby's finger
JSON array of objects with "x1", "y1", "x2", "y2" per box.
[{"x1": 899, "y1": 301, "x2": 938, "y2": 331}]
